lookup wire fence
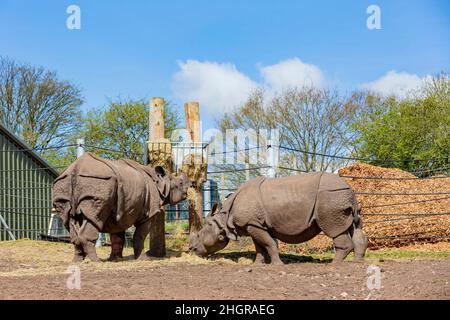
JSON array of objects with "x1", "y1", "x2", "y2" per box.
[{"x1": 1, "y1": 140, "x2": 449, "y2": 248}]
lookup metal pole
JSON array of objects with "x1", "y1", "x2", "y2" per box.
[
  {"x1": 267, "y1": 139, "x2": 278, "y2": 178},
  {"x1": 143, "y1": 141, "x2": 148, "y2": 165},
  {"x1": 204, "y1": 180, "x2": 211, "y2": 217},
  {"x1": 76, "y1": 138, "x2": 85, "y2": 157},
  {"x1": 221, "y1": 173, "x2": 225, "y2": 203},
  {"x1": 245, "y1": 162, "x2": 250, "y2": 181},
  {"x1": 0, "y1": 213, "x2": 16, "y2": 240}
]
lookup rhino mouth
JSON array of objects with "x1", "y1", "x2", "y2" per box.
[{"x1": 189, "y1": 246, "x2": 208, "y2": 257}]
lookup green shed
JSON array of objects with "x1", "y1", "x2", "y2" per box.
[{"x1": 0, "y1": 123, "x2": 59, "y2": 241}]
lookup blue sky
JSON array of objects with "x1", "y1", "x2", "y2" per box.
[{"x1": 1, "y1": 0, "x2": 449, "y2": 128}]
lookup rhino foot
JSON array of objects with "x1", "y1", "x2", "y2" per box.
[
  {"x1": 136, "y1": 251, "x2": 153, "y2": 260},
  {"x1": 108, "y1": 254, "x2": 123, "y2": 262},
  {"x1": 353, "y1": 255, "x2": 365, "y2": 263},
  {"x1": 270, "y1": 258, "x2": 284, "y2": 265},
  {"x1": 82, "y1": 241, "x2": 101, "y2": 262},
  {"x1": 88, "y1": 256, "x2": 101, "y2": 262},
  {"x1": 72, "y1": 255, "x2": 85, "y2": 263}
]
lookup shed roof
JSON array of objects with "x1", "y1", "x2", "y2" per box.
[{"x1": 0, "y1": 123, "x2": 59, "y2": 178}]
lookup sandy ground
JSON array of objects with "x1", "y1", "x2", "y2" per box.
[{"x1": 0, "y1": 240, "x2": 449, "y2": 300}]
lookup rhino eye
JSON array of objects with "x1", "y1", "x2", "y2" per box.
[
  {"x1": 94, "y1": 199, "x2": 102, "y2": 207},
  {"x1": 54, "y1": 200, "x2": 68, "y2": 211}
]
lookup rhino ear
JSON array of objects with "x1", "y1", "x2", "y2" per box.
[
  {"x1": 155, "y1": 166, "x2": 167, "y2": 177},
  {"x1": 226, "y1": 214, "x2": 237, "y2": 241},
  {"x1": 225, "y1": 229, "x2": 237, "y2": 241},
  {"x1": 210, "y1": 202, "x2": 221, "y2": 216}
]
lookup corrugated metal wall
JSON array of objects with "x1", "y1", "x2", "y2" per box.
[{"x1": 0, "y1": 133, "x2": 55, "y2": 240}]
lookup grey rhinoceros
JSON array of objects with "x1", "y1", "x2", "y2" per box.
[
  {"x1": 53, "y1": 153, "x2": 191, "y2": 262},
  {"x1": 189, "y1": 173, "x2": 368, "y2": 264}
]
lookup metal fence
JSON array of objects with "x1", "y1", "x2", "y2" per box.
[
  {"x1": 1, "y1": 138, "x2": 449, "y2": 244},
  {"x1": 0, "y1": 127, "x2": 58, "y2": 241},
  {"x1": 0, "y1": 139, "x2": 221, "y2": 242}
]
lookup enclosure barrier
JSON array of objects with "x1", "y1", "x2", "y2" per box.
[{"x1": 1, "y1": 140, "x2": 449, "y2": 248}]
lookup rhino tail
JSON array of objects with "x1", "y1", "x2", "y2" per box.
[
  {"x1": 351, "y1": 201, "x2": 368, "y2": 260},
  {"x1": 352, "y1": 200, "x2": 363, "y2": 229}
]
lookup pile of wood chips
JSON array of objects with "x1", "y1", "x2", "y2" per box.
[
  {"x1": 339, "y1": 163, "x2": 450, "y2": 249},
  {"x1": 280, "y1": 163, "x2": 450, "y2": 254}
]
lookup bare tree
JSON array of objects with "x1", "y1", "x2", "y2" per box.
[
  {"x1": 215, "y1": 87, "x2": 355, "y2": 183},
  {"x1": 0, "y1": 57, "x2": 83, "y2": 151},
  {"x1": 213, "y1": 89, "x2": 272, "y2": 189},
  {"x1": 272, "y1": 88, "x2": 354, "y2": 172}
]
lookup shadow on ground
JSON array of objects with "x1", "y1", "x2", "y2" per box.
[
  {"x1": 209, "y1": 251, "x2": 332, "y2": 264},
  {"x1": 112, "y1": 250, "x2": 332, "y2": 264}
]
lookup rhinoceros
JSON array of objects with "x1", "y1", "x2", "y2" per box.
[
  {"x1": 189, "y1": 173, "x2": 368, "y2": 264},
  {"x1": 53, "y1": 153, "x2": 191, "y2": 262}
]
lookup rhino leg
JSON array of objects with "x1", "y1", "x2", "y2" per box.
[
  {"x1": 69, "y1": 217, "x2": 100, "y2": 262},
  {"x1": 73, "y1": 244, "x2": 86, "y2": 262},
  {"x1": 332, "y1": 231, "x2": 354, "y2": 263},
  {"x1": 81, "y1": 221, "x2": 100, "y2": 262},
  {"x1": 109, "y1": 232, "x2": 125, "y2": 261},
  {"x1": 247, "y1": 225, "x2": 283, "y2": 265},
  {"x1": 82, "y1": 241, "x2": 100, "y2": 262},
  {"x1": 253, "y1": 241, "x2": 270, "y2": 264},
  {"x1": 133, "y1": 219, "x2": 152, "y2": 259},
  {"x1": 352, "y1": 226, "x2": 368, "y2": 261}
]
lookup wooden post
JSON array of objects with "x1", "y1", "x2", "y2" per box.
[
  {"x1": 148, "y1": 97, "x2": 167, "y2": 257},
  {"x1": 185, "y1": 102, "x2": 201, "y2": 142},
  {"x1": 149, "y1": 97, "x2": 165, "y2": 141},
  {"x1": 184, "y1": 102, "x2": 204, "y2": 234}
]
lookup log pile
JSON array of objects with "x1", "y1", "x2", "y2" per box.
[
  {"x1": 280, "y1": 163, "x2": 450, "y2": 254},
  {"x1": 339, "y1": 163, "x2": 450, "y2": 249}
]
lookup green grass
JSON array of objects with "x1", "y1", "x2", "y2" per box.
[
  {"x1": 2, "y1": 237, "x2": 449, "y2": 265},
  {"x1": 364, "y1": 248, "x2": 450, "y2": 260},
  {"x1": 165, "y1": 221, "x2": 189, "y2": 234},
  {"x1": 283, "y1": 247, "x2": 450, "y2": 262}
]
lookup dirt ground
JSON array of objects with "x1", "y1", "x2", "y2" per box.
[{"x1": 0, "y1": 240, "x2": 449, "y2": 300}]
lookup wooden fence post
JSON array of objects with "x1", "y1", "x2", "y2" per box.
[
  {"x1": 183, "y1": 102, "x2": 205, "y2": 234},
  {"x1": 147, "y1": 97, "x2": 169, "y2": 257}
]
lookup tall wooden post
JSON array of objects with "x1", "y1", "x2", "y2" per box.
[
  {"x1": 149, "y1": 98, "x2": 165, "y2": 142},
  {"x1": 148, "y1": 97, "x2": 168, "y2": 257},
  {"x1": 185, "y1": 102, "x2": 201, "y2": 142},
  {"x1": 184, "y1": 102, "x2": 205, "y2": 234}
]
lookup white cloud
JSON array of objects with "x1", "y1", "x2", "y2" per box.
[
  {"x1": 171, "y1": 57, "x2": 326, "y2": 113},
  {"x1": 360, "y1": 70, "x2": 430, "y2": 98},
  {"x1": 172, "y1": 60, "x2": 434, "y2": 114},
  {"x1": 172, "y1": 59, "x2": 438, "y2": 115},
  {"x1": 259, "y1": 58, "x2": 326, "y2": 93},
  {"x1": 172, "y1": 60, "x2": 257, "y2": 114}
]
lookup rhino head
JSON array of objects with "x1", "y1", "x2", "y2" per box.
[
  {"x1": 189, "y1": 203, "x2": 237, "y2": 257},
  {"x1": 163, "y1": 168, "x2": 191, "y2": 205}
]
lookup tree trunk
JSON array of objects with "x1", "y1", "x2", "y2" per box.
[
  {"x1": 149, "y1": 209, "x2": 166, "y2": 257},
  {"x1": 189, "y1": 188, "x2": 203, "y2": 234}
]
